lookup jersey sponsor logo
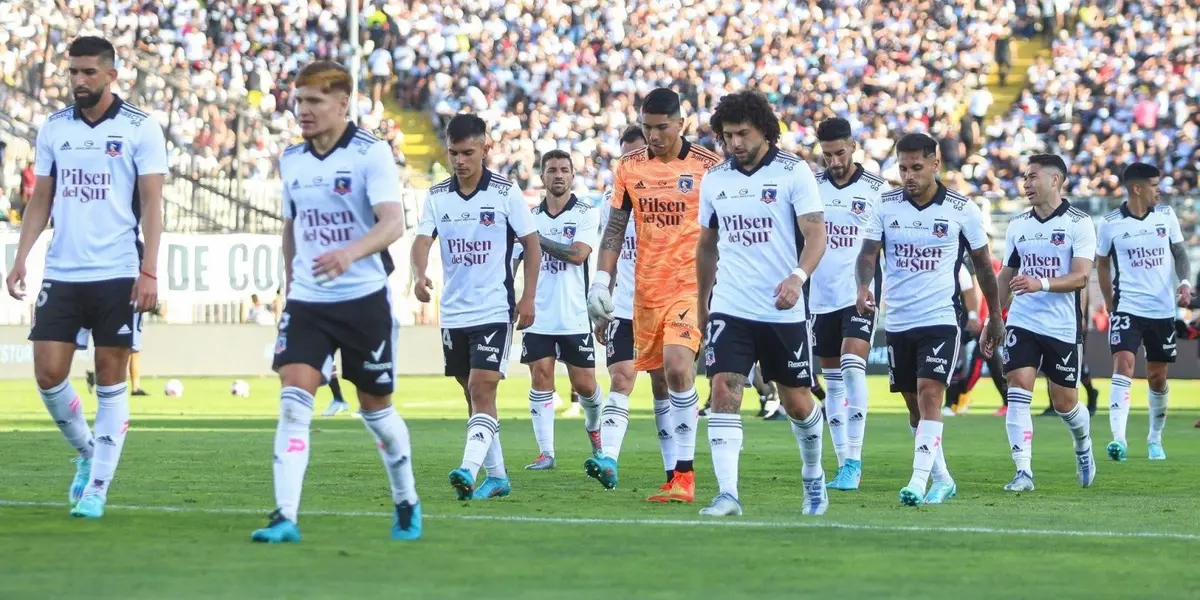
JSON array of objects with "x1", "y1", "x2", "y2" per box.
[
  {"x1": 1125, "y1": 246, "x2": 1166, "y2": 269},
  {"x1": 541, "y1": 254, "x2": 570, "y2": 274},
  {"x1": 297, "y1": 208, "x2": 357, "y2": 246},
  {"x1": 891, "y1": 243, "x2": 943, "y2": 272},
  {"x1": 1050, "y1": 231, "x2": 1066, "y2": 246},
  {"x1": 447, "y1": 238, "x2": 493, "y2": 266},
  {"x1": 722, "y1": 214, "x2": 775, "y2": 246},
  {"x1": 826, "y1": 222, "x2": 860, "y2": 249},
  {"x1": 932, "y1": 220, "x2": 949, "y2": 238},
  {"x1": 333, "y1": 176, "x2": 352, "y2": 195},
  {"x1": 104, "y1": 140, "x2": 122, "y2": 157},
  {"x1": 851, "y1": 199, "x2": 866, "y2": 214},
  {"x1": 480, "y1": 210, "x2": 495, "y2": 226},
  {"x1": 638, "y1": 197, "x2": 686, "y2": 228},
  {"x1": 760, "y1": 185, "x2": 778, "y2": 204},
  {"x1": 59, "y1": 169, "x2": 112, "y2": 202},
  {"x1": 1020, "y1": 253, "x2": 1062, "y2": 278},
  {"x1": 677, "y1": 174, "x2": 695, "y2": 193}
]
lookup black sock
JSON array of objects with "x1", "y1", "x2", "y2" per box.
[
  {"x1": 675, "y1": 460, "x2": 693, "y2": 473},
  {"x1": 329, "y1": 376, "x2": 344, "y2": 401},
  {"x1": 665, "y1": 469, "x2": 675, "y2": 483}
]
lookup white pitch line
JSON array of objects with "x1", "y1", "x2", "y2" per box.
[{"x1": 1, "y1": 499, "x2": 1197, "y2": 542}]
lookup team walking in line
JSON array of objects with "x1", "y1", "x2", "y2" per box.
[{"x1": 11, "y1": 42, "x2": 1193, "y2": 543}]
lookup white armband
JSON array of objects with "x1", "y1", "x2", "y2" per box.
[
  {"x1": 1039, "y1": 277, "x2": 1051, "y2": 293},
  {"x1": 792, "y1": 267, "x2": 808, "y2": 285}
]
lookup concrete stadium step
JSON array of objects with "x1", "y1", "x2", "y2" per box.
[
  {"x1": 382, "y1": 95, "x2": 444, "y2": 189},
  {"x1": 985, "y1": 35, "x2": 1051, "y2": 120}
]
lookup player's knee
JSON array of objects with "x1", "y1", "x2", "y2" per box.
[
  {"x1": 1112, "y1": 353, "x2": 1136, "y2": 376},
  {"x1": 649, "y1": 372, "x2": 670, "y2": 399},
  {"x1": 93, "y1": 350, "x2": 130, "y2": 387},
  {"x1": 34, "y1": 368, "x2": 69, "y2": 391},
  {"x1": 608, "y1": 366, "x2": 634, "y2": 395},
  {"x1": 663, "y1": 363, "x2": 693, "y2": 391},
  {"x1": 358, "y1": 394, "x2": 391, "y2": 412},
  {"x1": 529, "y1": 363, "x2": 555, "y2": 391},
  {"x1": 467, "y1": 375, "x2": 500, "y2": 408},
  {"x1": 1146, "y1": 368, "x2": 1168, "y2": 392},
  {"x1": 570, "y1": 376, "x2": 597, "y2": 398},
  {"x1": 778, "y1": 387, "x2": 815, "y2": 420}
]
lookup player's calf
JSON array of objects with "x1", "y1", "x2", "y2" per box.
[{"x1": 704, "y1": 373, "x2": 744, "y2": 508}]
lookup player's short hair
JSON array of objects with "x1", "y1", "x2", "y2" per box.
[
  {"x1": 1027, "y1": 153, "x2": 1068, "y2": 178},
  {"x1": 816, "y1": 118, "x2": 853, "y2": 143},
  {"x1": 445, "y1": 114, "x2": 488, "y2": 144},
  {"x1": 895, "y1": 133, "x2": 938, "y2": 158},
  {"x1": 294, "y1": 61, "x2": 353, "y2": 95},
  {"x1": 641, "y1": 88, "x2": 681, "y2": 117},
  {"x1": 709, "y1": 91, "x2": 781, "y2": 146},
  {"x1": 1122, "y1": 162, "x2": 1160, "y2": 185},
  {"x1": 619, "y1": 125, "x2": 646, "y2": 145},
  {"x1": 540, "y1": 149, "x2": 573, "y2": 170},
  {"x1": 68, "y1": 36, "x2": 115, "y2": 66}
]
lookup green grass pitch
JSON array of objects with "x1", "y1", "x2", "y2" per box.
[{"x1": 2, "y1": 375, "x2": 1200, "y2": 599}]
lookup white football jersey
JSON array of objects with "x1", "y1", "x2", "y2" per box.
[
  {"x1": 698, "y1": 147, "x2": 823, "y2": 323},
  {"x1": 34, "y1": 98, "x2": 168, "y2": 282},
  {"x1": 864, "y1": 184, "x2": 989, "y2": 332},
  {"x1": 599, "y1": 193, "x2": 637, "y2": 321},
  {"x1": 417, "y1": 169, "x2": 537, "y2": 329},
  {"x1": 1096, "y1": 203, "x2": 1185, "y2": 319},
  {"x1": 1004, "y1": 201, "x2": 1096, "y2": 344},
  {"x1": 810, "y1": 165, "x2": 886, "y2": 314},
  {"x1": 281, "y1": 123, "x2": 401, "y2": 303},
  {"x1": 523, "y1": 196, "x2": 601, "y2": 335}
]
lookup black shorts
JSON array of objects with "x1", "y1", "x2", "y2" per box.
[
  {"x1": 272, "y1": 288, "x2": 397, "y2": 396},
  {"x1": 522, "y1": 332, "x2": 595, "y2": 368},
  {"x1": 31, "y1": 278, "x2": 139, "y2": 348},
  {"x1": 75, "y1": 314, "x2": 144, "y2": 353},
  {"x1": 812, "y1": 305, "x2": 875, "y2": 358},
  {"x1": 704, "y1": 313, "x2": 814, "y2": 389},
  {"x1": 442, "y1": 322, "x2": 513, "y2": 378},
  {"x1": 1002, "y1": 326, "x2": 1081, "y2": 388},
  {"x1": 1109, "y1": 312, "x2": 1177, "y2": 364},
  {"x1": 885, "y1": 325, "x2": 961, "y2": 393},
  {"x1": 604, "y1": 318, "x2": 635, "y2": 365}
]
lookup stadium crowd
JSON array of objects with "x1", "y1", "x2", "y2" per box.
[{"x1": 1, "y1": 0, "x2": 1198, "y2": 216}]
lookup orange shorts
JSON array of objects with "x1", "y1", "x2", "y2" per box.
[{"x1": 632, "y1": 295, "x2": 701, "y2": 371}]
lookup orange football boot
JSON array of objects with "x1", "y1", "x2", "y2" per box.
[
  {"x1": 668, "y1": 470, "x2": 695, "y2": 503},
  {"x1": 646, "y1": 478, "x2": 675, "y2": 503}
]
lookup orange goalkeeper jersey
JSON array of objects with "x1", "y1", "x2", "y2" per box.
[{"x1": 610, "y1": 140, "x2": 721, "y2": 308}]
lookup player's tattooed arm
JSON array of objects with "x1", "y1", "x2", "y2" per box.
[
  {"x1": 1171, "y1": 242, "x2": 1191, "y2": 282},
  {"x1": 538, "y1": 235, "x2": 591, "y2": 265},
  {"x1": 796, "y1": 211, "x2": 826, "y2": 276},
  {"x1": 855, "y1": 240, "x2": 882, "y2": 287},
  {"x1": 970, "y1": 247, "x2": 1004, "y2": 318},
  {"x1": 596, "y1": 206, "x2": 630, "y2": 286},
  {"x1": 696, "y1": 227, "x2": 719, "y2": 331}
]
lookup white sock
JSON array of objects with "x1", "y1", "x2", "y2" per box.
[
  {"x1": 670, "y1": 386, "x2": 699, "y2": 465},
  {"x1": 273, "y1": 387, "x2": 314, "y2": 522},
  {"x1": 790, "y1": 409, "x2": 825, "y2": 480},
  {"x1": 1005, "y1": 388, "x2": 1034, "y2": 474},
  {"x1": 707, "y1": 413, "x2": 743, "y2": 498},
  {"x1": 1148, "y1": 386, "x2": 1168, "y2": 444},
  {"x1": 483, "y1": 432, "x2": 507, "y2": 479},
  {"x1": 653, "y1": 398, "x2": 676, "y2": 473},
  {"x1": 908, "y1": 419, "x2": 943, "y2": 492},
  {"x1": 1108, "y1": 374, "x2": 1132, "y2": 443},
  {"x1": 528, "y1": 389, "x2": 555, "y2": 456},
  {"x1": 910, "y1": 423, "x2": 951, "y2": 483},
  {"x1": 461, "y1": 413, "x2": 498, "y2": 478},
  {"x1": 823, "y1": 367, "x2": 847, "y2": 467},
  {"x1": 841, "y1": 354, "x2": 869, "y2": 462},
  {"x1": 579, "y1": 387, "x2": 603, "y2": 432},
  {"x1": 361, "y1": 405, "x2": 419, "y2": 505},
  {"x1": 40, "y1": 379, "x2": 93, "y2": 459},
  {"x1": 1058, "y1": 402, "x2": 1092, "y2": 453},
  {"x1": 600, "y1": 392, "x2": 630, "y2": 460},
  {"x1": 89, "y1": 383, "x2": 130, "y2": 499}
]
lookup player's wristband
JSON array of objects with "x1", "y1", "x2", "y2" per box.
[
  {"x1": 141, "y1": 270, "x2": 157, "y2": 281},
  {"x1": 1039, "y1": 277, "x2": 1051, "y2": 293},
  {"x1": 791, "y1": 268, "x2": 808, "y2": 285},
  {"x1": 968, "y1": 311, "x2": 979, "y2": 321},
  {"x1": 594, "y1": 271, "x2": 612, "y2": 289}
]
